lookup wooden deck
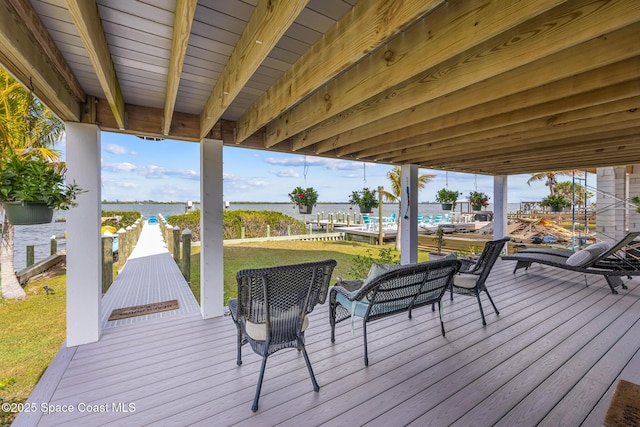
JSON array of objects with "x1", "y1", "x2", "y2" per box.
[{"x1": 14, "y1": 242, "x2": 640, "y2": 426}]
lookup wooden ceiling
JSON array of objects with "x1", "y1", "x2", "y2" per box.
[{"x1": 1, "y1": 0, "x2": 639, "y2": 176}]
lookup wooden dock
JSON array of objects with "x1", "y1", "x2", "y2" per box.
[
  {"x1": 100, "y1": 221, "x2": 199, "y2": 328},
  {"x1": 14, "y1": 239, "x2": 640, "y2": 426}
]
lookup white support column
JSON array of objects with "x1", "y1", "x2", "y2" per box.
[
  {"x1": 400, "y1": 164, "x2": 418, "y2": 265},
  {"x1": 597, "y1": 166, "x2": 627, "y2": 243},
  {"x1": 65, "y1": 122, "x2": 101, "y2": 346},
  {"x1": 493, "y1": 175, "x2": 508, "y2": 240},
  {"x1": 628, "y1": 165, "x2": 640, "y2": 232},
  {"x1": 200, "y1": 138, "x2": 224, "y2": 318}
]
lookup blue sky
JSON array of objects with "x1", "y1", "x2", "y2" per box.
[{"x1": 61, "y1": 131, "x2": 589, "y2": 204}]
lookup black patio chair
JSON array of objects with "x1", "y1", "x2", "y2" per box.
[
  {"x1": 449, "y1": 237, "x2": 509, "y2": 326},
  {"x1": 228, "y1": 259, "x2": 336, "y2": 412}
]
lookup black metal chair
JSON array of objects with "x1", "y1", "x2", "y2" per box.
[
  {"x1": 228, "y1": 259, "x2": 336, "y2": 412},
  {"x1": 450, "y1": 237, "x2": 509, "y2": 325}
]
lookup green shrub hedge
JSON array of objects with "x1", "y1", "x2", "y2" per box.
[{"x1": 166, "y1": 210, "x2": 308, "y2": 241}]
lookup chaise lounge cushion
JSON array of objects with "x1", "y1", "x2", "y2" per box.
[{"x1": 566, "y1": 242, "x2": 611, "y2": 267}]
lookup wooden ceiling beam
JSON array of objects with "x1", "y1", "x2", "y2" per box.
[
  {"x1": 334, "y1": 60, "x2": 640, "y2": 158},
  {"x1": 408, "y1": 129, "x2": 640, "y2": 168},
  {"x1": 199, "y1": 0, "x2": 308, "y2": 139},
  {"x1": 362, "y1": 91, "x2": 640, "y2": 162},
  {"x1": 234, "y1": 0, "x2": 444, "y2": 144},
  {"x1": 0, "y1": 0, "x2": 82, "y2": 121},
  {"x1": 295, "y1": 1, "x2": 640, "y2": 154},
  {"x1": 163, "y1": 0, "x2": 197, "y2": 136},
  {"x1": 66, "y1": 0, "x2": 125, "y2": 129},
  {"x1": 270, "y1": 0, "x2": 569, "y2": 149}
]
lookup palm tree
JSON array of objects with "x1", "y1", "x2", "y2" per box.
[
  {"x1": 527, "y1": 170, "x2": 584, "y2": 195},
  {"x1": 1, "y1": 68, "x2": 64, "y2": 299},
  {"x1": 381, "y1": 166, "x2": 435, "y2": 250}
]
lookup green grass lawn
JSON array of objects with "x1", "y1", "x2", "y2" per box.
[{"x1": 0, "y1": 239, "x2": 427, "y2": 425}]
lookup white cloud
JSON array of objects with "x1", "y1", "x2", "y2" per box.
[
  {"x1": 105, "y1": 144, "x2": 135, "y2": 155},
  {"x1": 271, "y1": 168, "x2": 299, "y2": 178}
]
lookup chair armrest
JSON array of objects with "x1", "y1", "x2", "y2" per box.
[{"x1": 330, "y1": 285, "x2": 358, "y2": 301}]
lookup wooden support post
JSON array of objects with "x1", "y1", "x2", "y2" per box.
[
  {"x1": 287, "y1": 225, "x2": 291, "y2": 236},
  {"x1": 181, "y1": 228, "x2": 191, "y2": 283},
  {"x1": 126, "y1": 226, "x2": 133, "y2": 257},
  {"x1": 117, "y1": 228, "x2": 127, "y2": 263},
  {"x1": 50, "y1": 236, "x2": 57, "y2": 255},
  {"x1": 266, "y1": 225, "x2": 271, "y2": 237},
  {"x1": 101, "y1": 235, "x2": 113, "y2": 294},
  {"x1": 172, "y1": 226, "x2": 180, "y2": 264},
  {"x1": 26, "y1": 245, "x2": 34, "y2": 267},
  {"x1": 241, "y1": 226, "x2": 245, "y2": 239}
]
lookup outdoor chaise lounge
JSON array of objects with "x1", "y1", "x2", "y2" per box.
[
  {"x1": 329, "y1": 259, "x2": 460, "y2": 366},
  {"x1": 228, "y1": 259, "x2": 336, "y2": 412},
  {"x1": 501, "y1": 231, "x2": 640, "y2": 294}
]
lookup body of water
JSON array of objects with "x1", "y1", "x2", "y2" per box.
[{"x1": 5, "y1": 202, "x2": 521, "y2": 270}]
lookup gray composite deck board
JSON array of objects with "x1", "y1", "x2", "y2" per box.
[{"x1": 15, "y1": 254, "x2": 640, "y2": 427}]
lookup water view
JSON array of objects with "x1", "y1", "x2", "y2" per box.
[{"x1": 7, "y1": 201, "x2": 521, "y2": 270}]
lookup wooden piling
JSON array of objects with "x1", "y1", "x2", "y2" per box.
[
  {"x1": 26, "y1": 245, "x2": 34, "y2": 267},
  {"x1": 102, "y1": 235, "x2": 113, "y2": 293},
  {"x1": 181, "y1": 228, "x2": 191, "y2": 283},
  {"x1": 172, "y1": 226, "x2": 180, "y2": 264}
]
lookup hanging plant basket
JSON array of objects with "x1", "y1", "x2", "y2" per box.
[
  {"x1": 2, "y1": 201, "x2": 54, "y2": 225},
  {"x1": 298, "y1": 205, "x2": 313, "y2": 214},
  {"x1": 360, "y1": 206, "x2": 373, "y2": 214},
  {"x1": 441, "y1": 203, "x2": 453, "y2": 211},
  {"x1": 550, "y1": 205, "x2": 563, "y2": 213},
  {"x1": 472, "y1": 205, "x2": 482, "y2": 211}
]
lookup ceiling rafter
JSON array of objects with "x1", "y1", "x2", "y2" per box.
[
  {"x1": 297, "y1": 1, "x2": 640, "y2": 155},
  {"x1": 351, "y1": 79, "x2": 640, "y2": 160},
  {"x1": 267, "y1": 0, "x2": 568, "y2": 149},
  {"x1": 163, "y1": 0, "x2": 197, "y2": 136},
  {"x1": 317, "y1": 55, "x2": 640, "y2": 156},
  {"x1": 66, "y1": 0, "x2": 125, "y2": 129},
  {"x1": 199, "y1": 0, "x2": 309, "y2": 139},
  {"x1": 234, "y1": 0, "x2": 444, "y2": 144},
  {"x1": 0, "y1": 0, "x2": 82, "y2": 121}
]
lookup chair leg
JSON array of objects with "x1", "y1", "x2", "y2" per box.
[
  {"x1": 476, "y1": 293, "x2": 487, "y2": 326},
  {"x1": 299, "y1": 339, "x2": 320, "y2": 392},
  {"x1": 484, "y1": 288, "x2": 500, "y2": 316},
  {"x1": 329, "y1": 301, "x2": 336, "y2": 342},
  {"x1": 438, "y1": 301, "x2": 446, "y2": 337},
  {"x1": 252, "y1": 355, "x2": 268, "y2": 412},
  {"x1": 363, "y1": 321, "x2": 369, "y2": 366},
  {"x1": 235, "y1": 325, "x2": 243, "y2": 366}
]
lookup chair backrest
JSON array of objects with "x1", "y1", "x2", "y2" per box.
[
  {"x1": 235, "y1": 259, "x2": 336, "y2": 340},
  {"x1": 590, "y1": 231, "x2": 640, "y2": 268},
  {"x1": 466, "y1": 237, "x2": 510, "y2": 286},
  {"x1": 354, "y1": 259, "x2": 460, "y2": 321}
]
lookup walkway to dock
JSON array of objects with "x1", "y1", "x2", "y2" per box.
[{"x1": 100, "y1": 220, "x2": 200, "y2": 328}]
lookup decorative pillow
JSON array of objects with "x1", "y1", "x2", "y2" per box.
[
  {"x1": 362, "y1": 263, "x2": 403, "y2": 286},
  {"x1": 566, "y1": 241, "x2": 611, "y2": 267}
]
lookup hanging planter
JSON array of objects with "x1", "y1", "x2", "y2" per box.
[
  {"x1": 2, "y1": 201, "x2": 54, "y2": 225},
  {"x1": 472, "y1": 204, "x2": 482, "y2": 211},
  {"x1": 435, "y1": 188, "x2": 458, "y2": 211},
  {"x1": 0, "y1": 152, "x2": 83, "y2": 226},
  {"x1": 348, "y1": 187, "x2": 379, "y2": 214},
  {"x1": 288, "y1": 186, "x2": 318, "y2": 215},
  {"x1": 298, "y1": 205, "x2": 313, "y2": 214}
]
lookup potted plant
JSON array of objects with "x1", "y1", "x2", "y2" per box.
[
  {"x1": 541, "y1": 193, "x2": 571, "y2": 212},
  {"x1": 348, "y1": 187, "x2": 379, "y2": 214},
  {"x1": 468, "y1": 191, "x2": 490, "y2": 211},
  {"x1": 429, "y1": 225, "x2": 447, "y2": 260},
  {"x1": 288, "y1": 186, "x2": 319, "y2": 214},
  {"x1": 0, "y1": 152, "x2": 82, "y2": 225},
  {"x1": 435, "y1": 188, "x2": 458, "y2": 211}
]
